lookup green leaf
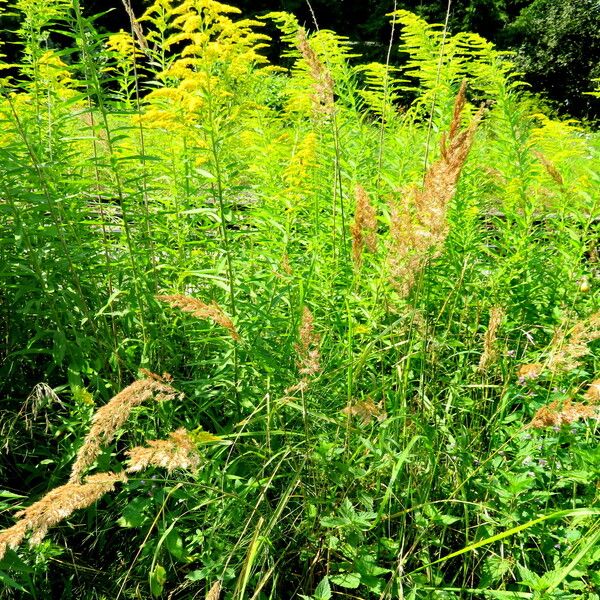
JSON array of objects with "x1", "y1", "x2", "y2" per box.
[
  {"x1": 150, "y1": 565, "x2": 167, "y2": 597},
  {"x1": 331, "y1": 572, "x2": 361, "y2": 589},
  {"x1": 185, "y1": 569, "x2": 205, "y2": 582},
  {"x1": 314, "y1": 576, "x2": 332, "y2": 600},
  {"x1": 435, "y1": 513, "x2": 461, "y2": 526},
  {"x1": 194, "y1": 168, "x2": 215, "y2": 179},
  {"x1": 0, "y1": 570, "x2": 27, "y2": 593},
  {"x1": 481, "y1": 555, "x2": 512, "y2": 585},
  {"x1": 409, "y1": 508, "x2": 600, "y2": 576},
  {"x1": 0, "y1": 491, "x2": 26, "y2": 499},
  {"x1": 320, "y1": 515, "x2": 349, "y2": 528},
  {"x1": 118, "y1": 497, "x2": 150, "y2": 528},
  {"x1": 164, "y1": 529, "x2": 186, "y2": 561}
]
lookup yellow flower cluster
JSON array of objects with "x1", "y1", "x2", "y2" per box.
[
  {"x1": 106, "y1": 30, "x2": 140, "y2": 61},
  {"x1": 37, "y1": 50, "x2": 76, "y2": 99},
  {"x1": 283, "y1": 132, "x2": 317, "y2": 208},
  {"x1": 139, "y1": 0, "x2": 271, "y2": 131}
]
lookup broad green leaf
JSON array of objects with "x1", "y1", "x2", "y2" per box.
[
  {"x1": 314, "y1": 576, "x2": 332, "y2": 600},
  {"x1": 150, "y1": 565, "x2": 167, "y2": 597},
  {"x1": 118, "y1": 497, "x2": 150, "y2": 528},
  {"x1": 164, "y1": 529, "x2": 186, "y2": 562},
  {"x1": 331, "y1": 572, "x2": 361, "y2": 589}
]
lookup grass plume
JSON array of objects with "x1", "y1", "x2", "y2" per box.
[
  {"x1": 351, "y1": 184, "x2": 378, "y2": 268},
  {"x1": 478, "y1": 306, "x2": 504, "y2": 371},
  {"x1": 388, "y1": 80, "x2": 483, "y2": 295},
  {"x1": 584, "y1": 379, "x2": 600, "y2": 404},
  {"x1": 157, "y1": 294, "x2": 241, "y2": 340},
  {"x1": 341, "y1": 398, "x2": 386, "y2": 425},
  {"x1": 0, "y1": 473, "x2": 126, "y2": 560},
  {"x1": 125, "y1": 428, "x2": 202, "y2": 473},
  {"x1": 286, "y1": 307, "x2": 321, "y2": 393},
  {"x1": 69, "y1": 374, "x2": 182, "y2": 483},
  {"x1": 296, "y1": 28, "x2": 334, "y2": 115},
  {"x1": 547, "y1": 311, "x2": 600, "y2": 373},
  {"x1": 529, "y1": 399, "x2": 600, "y2": 429}
]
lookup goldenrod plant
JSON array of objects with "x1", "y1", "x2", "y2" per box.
[{"x1": 0, "y1": 1, "x2": 599, "y2": 598}]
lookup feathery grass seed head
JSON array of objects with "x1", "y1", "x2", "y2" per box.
[
  {"x1": 478, "y1": 306, "x2": 504, "y2": 371},
  {"x1": 296, "y1": 28, "x2": 334, "y2": 116},
  {"x1": 584, "y1": 379, "x2": 600, "y2": 404},
  {"x1": 126, "y1": 428, "x2": 202, "y2": 473},
  {"x1": 351, "y1": 184, "x2": 378, "y2": 267},
  {"x1": 547, "y1": 311, "x2": 600, "y2": 373},
  {"x1": 286, "y1": 307, "x2": 321, "y2": 393},
  {"x1": 0, "y1": 472, "x2": 126, "y2": 559},
  {"x1": 157, "y1": 294, "x2": 240, "y2": 340},
  {"x1": 388, "y1": 81, "x2": 483, "y2": 295},
  {"x1": 530, "y1": 399, "x2": 600, "y2": 429},
  {"x1": 341, "y1": 398, "x2": 386, "y2": 425},
  {"x1": 206, "y1": 581, "x2": 222, "y2": 600},
  {"x1": 517, "y1": 363, "x2": 544, "y2": 383},
  {"x1": 69, "y1": 376, "x2": 182, "y2": 483}
]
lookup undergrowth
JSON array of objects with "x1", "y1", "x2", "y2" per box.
[{"x1": 0, "y1": 1, "x2": 599, "y2": 598}]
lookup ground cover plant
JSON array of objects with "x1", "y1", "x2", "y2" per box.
[{"x1": 0, "y1": 1, "x2": 599, "y2": 598}]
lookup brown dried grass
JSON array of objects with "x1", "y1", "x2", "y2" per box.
[
  {"x1": 351, "y1": 184, "x2": 378, "y2": 268},
  {"x1": 206, "y1": 581, "x2": 222, "y2": 600},
  {"x1": 69, "y1": 374, "x2": 182, "y2": 483},
  {"x1": 584, "y1": 379, "x2": 600, "y2": 404},
  {"x1": 388, "y1": 81, "x2": 483, "y2": 296},
  {"x1": 529, "y1": 399, "x2": 600, "y2": 429},
  {"x1": 286, "y1": 307, "x2": 321, "y2": 393},
  {"x1": 0, "y1": 472, "x2": 126, "y2": 559},
  {"x1": 295, "y1": 307, "x2": 321, "y2": 377},
  {"x1": 516, "y1": 363, "x2": 544, "y2": 382},
  {"x1": 341, "y1": 398, "x2": 386, "y2": 425},
  {"x1": 297, "y1": 28, "x2": 334, "y2": 116},
  {"x1": 547, "y1": 311, "x2": 600, "y2": 373},
  {"x1": 532, "y1": 150, "x2": 564, "y2": 187},
  {"x1": 478, "y1": 307, "x2": 504, "y2": 372},
  {"x1": 126, "y1": 428, "x2": 202, "y2": 473},
  {"x1": 157, "y1": 294, "x2": 240, "y2": 340},
  {"x1": 516, "y1": 312, "x2": 600, "y2": 381}
]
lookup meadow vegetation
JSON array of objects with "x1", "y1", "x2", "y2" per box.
[{"x1": 0, "y1": 0, "x2": 599, "y2": 598}]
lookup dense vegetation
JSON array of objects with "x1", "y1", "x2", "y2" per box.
[
  {"x1": 0, "y1": 0, "x2": 599, "y2": 598},
  {"x1": 75, "y1": 0, "x2": 600, "y2": 120},
  {"x1": 2, "y1": 0, "x2": 600, "y2": 119}
]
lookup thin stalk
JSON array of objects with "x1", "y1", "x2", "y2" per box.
[
  {"x1": 376, "y1": 0, "x2": 398, "y2": 184},
  {"x1": 4, "y1": 93, "x2": 97, "y2": 336},
  {"x1": 72, "y1": 0, "x2": 149, "y2": 349},
  {"x1": 422, "y1": 0, "x2": 452, "y2": 178},
  {"x1": 122, "y1": 0, "x2": 157, "y2": 285},
  {"x1": 204, "y1": 72, "x2": 240, "y2": 415},
  {"x1": 83, "y1": 101, "x2": 121, "y2": 382}
]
